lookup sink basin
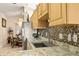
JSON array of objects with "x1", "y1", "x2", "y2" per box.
[{"x1": 33, "y1": 42, "x2": 48, "y2": 48}]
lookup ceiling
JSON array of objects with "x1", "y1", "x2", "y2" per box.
[{"x1": 0, "y1": 3, "x2": 38, "y2": 18}]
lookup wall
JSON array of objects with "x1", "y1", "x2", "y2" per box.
[
  {"x1": 0, "y1": 13, "x2": 19, "y2": 47},
  {"x1": 7, "y1": 17, "x2": 18, "y2": 36},
  {"x1": 0, "y1": 12, "x2": 8, "y2": 47}
]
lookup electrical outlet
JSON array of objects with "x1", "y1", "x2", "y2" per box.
[{"x1": 46, "y1": 32, "x2": 47, "y2": 36}]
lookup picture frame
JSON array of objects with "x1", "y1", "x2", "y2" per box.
[{"x1": 2, "y1": 18, "x2": 6, "y2": 28}]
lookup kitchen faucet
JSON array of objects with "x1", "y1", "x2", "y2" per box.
[{"x1": 41, "y1": 28, "x2": 52, "y2": 47}]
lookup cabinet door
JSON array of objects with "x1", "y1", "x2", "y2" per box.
[
  {"x1": 48, "y1": 3, "x2": 67, "y2": 26},
  {"x1": 31, "y1": 4, "x2": 48, "y2": 29},
  {"x1": 38, "y1": 4, "x2": 42, "y2": 19},
  {"x1": 32, "y1": 14, "x2": 35, "y2": 29},
  {"x1": 31, "y1": 10, "x2": 38, "y2": 29},
  {"x1": 33, "y1": 10, "x2": 38, "y2": 29},
  {"x1": 30, "y1": 12, "x2": 34, "y2": 28},
  {"x1": 38, "y1": 3, "x2": 48, "y2": 21},
  {"x1": 67, "y1": 4, "x2": 79, "y2": 24},
  {"x1": 42, "y1": 4, "x2": 48, "y2": 16}
]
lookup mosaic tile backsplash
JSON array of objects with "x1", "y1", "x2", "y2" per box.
[{"x1": 39, "y1": 24, "x2": 79, "y2": 47}]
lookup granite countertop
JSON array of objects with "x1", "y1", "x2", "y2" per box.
[
  {"x1": 22, "y1": 37, "x2": 79, "y2": 56},
  {"x1": 0, "y1": 45, "x2": 77, "y2": 56},
  {"x1": 30, "y1": 36, "x2": 48, "y2": 43},
  {"x1": 22, "y1": 46, "x2": 75, "y2": 56},
  {"x1": 0, "y1": 45, "x2": 71, "y2": 56},
  {"x1": 0, "y1": 37, "x2": 78, "y2": 56},
  {"x1": 23, "y1": 36, "x2": 79, "y2": 56}
]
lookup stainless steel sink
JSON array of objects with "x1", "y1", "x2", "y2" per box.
[{"x1": 33, "y1": 42, "x2": 48, "y2": 48}]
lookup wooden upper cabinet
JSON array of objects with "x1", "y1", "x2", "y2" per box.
[
  {"x1": 49, "y1": 4, "x2": 62, "y2": 21},
  {"x1": 31, "y1": 5, "x2": 48, "y2": 29},
  {"x1": 38, "y1": 20, "x2": 48, "y2": 29},
  {"x1": 67, "y1": 4, "x2": 79, "y2": 24},
  {"x1": 30, "y1": 12, "x2": 34, "y2": 28},
  {"x1": 41, "y1": 4, "x2": 48, "y2": 16},
  {"x1": 31, "y1": 10, "x2": 38, "y2": 29},
  {"x1": 31, "y1": 3, "x2": 79, "y2": 29},
  {"x1": 48, "y1": 3, "x2": 67, "y2": 26},
  {"x1": 34, "y1": 10, "x2": 38, "y2": 29},
  {"x1": 48, "y1": 3, "x2": 79, "y2": 26},
  {"x1": 38, "y1": 3, "x2": 49, "y2": 20},
  {"x1": 38, "y1": 4, "x2": 42, "y2": 19}
]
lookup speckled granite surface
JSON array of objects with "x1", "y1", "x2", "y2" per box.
[
  {"x1": 0, "y1": 35, "x2": 79, "y2": 56},
  {"x1": 0, "y1": 44, "x2": 78, "y2": 56},
  {"x1": 23, "y1": 47, "x2": 74, "y2": 56}
]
